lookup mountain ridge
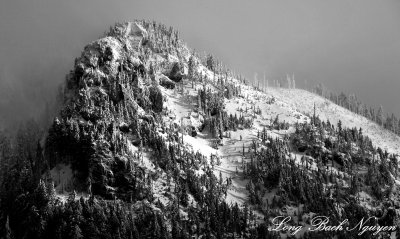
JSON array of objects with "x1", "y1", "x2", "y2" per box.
[
  {"x1": 47, "y1": 20, "x2": 400, "y2": 236},
  {"x1": 1, "y1": 20, "x2": 399, "y2": 238}
]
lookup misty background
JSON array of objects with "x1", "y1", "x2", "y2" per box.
[{"x1": 0, "y1": 0, "x2": 399, "y2": 129}]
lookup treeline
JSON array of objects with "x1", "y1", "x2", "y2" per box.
[{"x1": 314, "y1": 83, "x2": 400, "y2": 136}]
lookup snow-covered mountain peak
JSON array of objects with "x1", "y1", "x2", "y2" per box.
[{"x1": 18, "y1": 20, "x2": 398, "y2": 238}]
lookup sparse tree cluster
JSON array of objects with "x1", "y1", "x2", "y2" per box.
[{"x1": 313, "y1": 84, "x2": 400, "y2": 136}]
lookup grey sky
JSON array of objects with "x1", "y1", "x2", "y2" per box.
[{"x1": 0, "y1": 0, "x2": 399, "y2": 127}]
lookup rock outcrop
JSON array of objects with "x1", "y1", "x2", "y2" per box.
[{"x1": 45, "y1": 21, "x2": 181, "y2": 200}]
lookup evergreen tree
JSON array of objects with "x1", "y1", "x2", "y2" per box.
[
  {"x1": 206, "y1": 54, "x2": 215, "y2": 71},
  {"x1": 377, "y1": 105, "x2": 384, "y2": 126}
]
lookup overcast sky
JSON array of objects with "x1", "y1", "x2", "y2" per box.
[{"x1": 0, "y1": 0, "x2": 399, "y2": 127}]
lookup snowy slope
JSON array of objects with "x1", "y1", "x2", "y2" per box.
[
  {"x1": 159, "y1": 56, "x2": 400, "y2": 210},
  {"x1": 265, "y1": 87, "x2": 400, "y2": 155}
]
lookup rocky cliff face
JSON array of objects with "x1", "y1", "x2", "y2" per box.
[{"x1": 45, "y1": 21, "x2": 190, "y2": 200}]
